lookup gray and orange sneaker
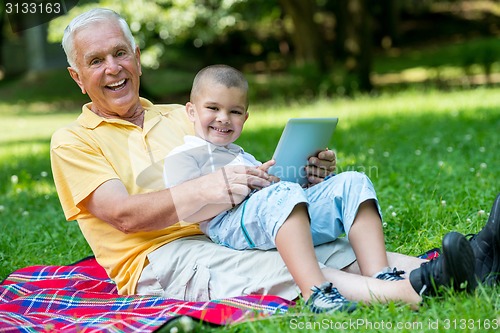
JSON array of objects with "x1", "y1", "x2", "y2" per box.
[
  {"x1": 306, "y1": 282, "x2": 357, "y2": 313},
  {"x1": 374, "y1": 267, "x2": 405, "y2": 281}
]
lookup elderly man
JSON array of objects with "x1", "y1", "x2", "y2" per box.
[{"x1": 51, "y1": 8, "x2": 499, "y2": 310}]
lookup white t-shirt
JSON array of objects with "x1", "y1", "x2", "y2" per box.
[{"x1": 163, "y1": 135, "x2": 261, "y2": 188}]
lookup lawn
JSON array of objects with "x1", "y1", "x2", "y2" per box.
[{"x1": 0, "y1": 86, "x2": 499, "y2": 332}]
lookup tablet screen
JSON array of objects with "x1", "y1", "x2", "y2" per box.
[{"x1": 268, "y1": 118, "x2": 338, "y2": 186}]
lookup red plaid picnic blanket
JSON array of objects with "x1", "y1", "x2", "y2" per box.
[{"x1": 0, "y1": 257, "x2": 291, "y2": 332}]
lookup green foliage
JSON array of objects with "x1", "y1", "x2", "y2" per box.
[
  {"x1": 374, "y1": 37, "x2": 500, "y2": 79},
  {"x1": 43, "y1": 0, "x2": 500, "y2": 98},
  {"x1": 48, "y1": 0, "x2": 269, "y2": 69}
]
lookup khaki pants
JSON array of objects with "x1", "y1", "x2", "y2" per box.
[{"x1": 136, "y1": 235, "x2": 355, "y2": 301}]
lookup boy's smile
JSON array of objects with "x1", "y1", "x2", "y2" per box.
[{"x1": 187, "y1": 82, "x2": 248, "y2": 147}]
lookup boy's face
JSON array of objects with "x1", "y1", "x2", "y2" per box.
[{"x1": 187, "y1": 82, "x2": 248, "y2": 147}]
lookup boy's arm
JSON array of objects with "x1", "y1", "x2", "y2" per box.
[{"x1": 82, "y1": 165, "x2": 263, "y2": 233}]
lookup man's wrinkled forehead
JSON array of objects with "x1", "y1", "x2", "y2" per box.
[{"x1": 73, "y1": 21, "x2": 132, "y2": 59}]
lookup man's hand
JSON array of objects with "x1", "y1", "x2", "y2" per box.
[
  {"x1": 306, "y1": 149, "x2": 336, "y2": 186},
  {"x1": 205, "y1": 164, "x2": 273, "y2": 206}
]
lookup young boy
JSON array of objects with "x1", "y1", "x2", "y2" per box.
[{"x1": 163, "y1": 64, "x2": 475, "y2": 313}]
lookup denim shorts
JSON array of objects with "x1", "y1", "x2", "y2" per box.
[{"x1": 203, "y1": 171, "x2": 382, "y2": 250}]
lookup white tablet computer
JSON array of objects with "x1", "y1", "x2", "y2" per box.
[{"x1": 268, "y1": 117, "x2": 338, "y2": 186}]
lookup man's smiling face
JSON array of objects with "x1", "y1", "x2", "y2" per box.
[{"x1": 68, "y1": 19, "x2": 142, "y2": 119}]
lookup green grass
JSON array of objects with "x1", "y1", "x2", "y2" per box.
[
  {"x1": 239, "y1": 88, "x2": 500, "y2": 253},
  {"x1": 1, "y1": 87, "x2": 499, "y2": 332},
  {"x1": 0, "y1": 102, "x2": 92, "y2": 276}
]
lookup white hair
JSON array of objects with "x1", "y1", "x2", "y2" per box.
[{"x1": 62, "y1": 8, "x2": 136, "y2": 69}]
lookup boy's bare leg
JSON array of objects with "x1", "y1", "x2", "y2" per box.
[
  {"x1": 275, "y1": 203, "x2": 326, "y2": 300},
  {"x1": 348, "y1": 199, "x2": 391, "y2": 276},
  {"x1": 322, "y1": 267, "x2": 422, "y2": 305}
]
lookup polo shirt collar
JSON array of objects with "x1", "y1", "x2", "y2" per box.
[
  {"x1": 184, "y1": 135, "x2": 243, "y2": 154},
  {"x1": 77, "y1": 98, "x2": 158, "y2": 129}
]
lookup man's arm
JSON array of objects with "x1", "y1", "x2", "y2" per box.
[
  {"x1": 82, "y1": 165, "x2": 272, "y2": 233},
  {"x1": 164, "y1": 147, "x2": 243, "y2": 223},
  {"x1": 182, "y1": 204, "x2": 229, "y2": 223},
  {"x1": 163, "y1": 146, "x2": 202, "y2": 188}
]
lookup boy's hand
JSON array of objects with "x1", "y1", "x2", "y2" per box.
[
  {"x1": 306, "y1": 149, "x2": 336, "y2": 186},
  {"x1": 257, "y1": 159, "x2": 280, "y2": 184}
]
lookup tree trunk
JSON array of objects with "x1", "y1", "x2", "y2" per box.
[
  {"x1": 25, "y1": 23, "x2": 47, "y2": 73},
  {"x1": 381, "y1": 0, "x2": 401, "y2": 46},
  {"x1": 345, "y1": 0, "x2": 373, "y2": 91},
  {"x1": 278, "y1": 0, "x2": 326, "y2": 70},
  {"x1": 332, "y1": 1, "x2": 348, "y2": 61}
]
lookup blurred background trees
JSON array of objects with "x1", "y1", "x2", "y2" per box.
[{"x1": 1, "y1": 0, "x2": 499, "y2": 101}]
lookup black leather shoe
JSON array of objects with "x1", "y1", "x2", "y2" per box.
[
  {"x1": 469, "y1": 193, "x2": 500, "y2": 286},
  {"x1": 409, "y1": 231, "x2": 476, "y2": 296}
]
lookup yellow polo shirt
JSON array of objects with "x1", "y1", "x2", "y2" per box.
[{"x1": 50, "y1": 98, "x2": 203, "y2": 295}]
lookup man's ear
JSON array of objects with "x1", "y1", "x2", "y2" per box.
[
  {"x1": 135, "y1": 46, "x2": 142, "y2": 77},
  {"x1": 185, "y1": 102, "x2": 196, "y2": 122},
  {"x1": 68, "y1": 67, "x2": 86, "y2": 94}
]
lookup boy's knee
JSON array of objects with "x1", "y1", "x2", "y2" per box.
[
  {"x1": 331, "y1": 171, "x2": 370, "y2": 184},
  {"x1": 327, "y1": 172, "x2": 375, "y2": 196},
  {"x1": 350, "y1": 171, "x2": 371, "y2": 184}
]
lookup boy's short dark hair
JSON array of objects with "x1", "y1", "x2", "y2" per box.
[{"x1": 191, "y1": 64, "x2": 249, "y2": 104}]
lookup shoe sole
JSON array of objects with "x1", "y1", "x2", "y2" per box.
[{"x1": 442, "y1": 231, "x2": 476, "y2": 292}]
